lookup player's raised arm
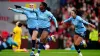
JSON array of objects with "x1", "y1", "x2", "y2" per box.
[
  {"x1": 21, "y1": 6, "x2": 34, "y2": 11},
  {"x1": 14, "y1": 5, "x2": 34, "y2": 12},
  {"x1": 8, "y1": 7, "x2": 24, "y2": 13},
  {"x1": 49, "y1": 12, "x2": 58, "y2": 31},
  {"x1": 78, "y1": 16, "x2": 95, "y2": 28},
  {"x1": 62, "y1": 17, "x2": 72, "y2": 24},
  {"x1": 51, "y1": 15, "x2": 58, "y2": 28},
  {"x1": 78, "y1": 16, "x2": 89, "y2": 25}
]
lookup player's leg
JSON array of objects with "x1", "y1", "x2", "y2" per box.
[
  {"x1": 73, "y1": 35, "x2": 78, "y2": 44},
  {"x1": 40, "y1": 31, "x2": 49, "y2": 43},
  {"x1": 39, "y1": 30, "x2": 49, "y2": 50},
  {"x1": 46, "y1": 27, "x2": 56, "y2": 42},
  {"x1": 12, "y1": 46, "x2": 18, "y2": 52},
  {"x1": 37, "y1": 28, "x2": 56, "y2": 45},
  {"x1": 12, "y1": 41, "x2": 19, "y2": 51},
  {"x1": 29, "y1": 28, "x2": 38, "y2": 56},
  {"x1": 74, "y1": 35, "x2": 80, "y2": 54},
  {"x1": 13, "y1": 41, "x2": 28, "y2": 52},
  {"x1": 47, "y1": 35, "x2": 56, "y2": 42},
  {"x1": 74, "y1": 35, "x2": 83, "y2": 56},
  {"x1": 36, "y1": 29, "x2": 49, "y2": 56},
  {"x1": 31, "y1": 30, "x2": 38, "y2": 54},
  {"x1": 80, "y1": 31, "x2": 87, "y2": 47},
  {"x1": 80, "y1": 39, "x2": 87, "y2": 47}
]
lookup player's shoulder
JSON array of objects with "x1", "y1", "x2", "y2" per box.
[
  {"x1": 68, "y1": 16, "x2": 73, "y2": 19},
  {"x1": 13, "y1": 27, "x2": 17, "y2": 31},
  {"x1": 15, "y1": 26, "x2": 19, "y2": 29},
  {"x1": 36, "y1": 8, "x2": 41, "y2": 12},
  {"x1": 45, "y1": 10, "x2": 51, "y2": 13},
  {"x1": 45, "y1": 10, "x2": 52, "y2": 15},
  {"x1": 76, "y1": 15, "x2": 82, "y2": 20},
  {"x1": 76, "y1": 15, "x2": 81, "y2": 18}
]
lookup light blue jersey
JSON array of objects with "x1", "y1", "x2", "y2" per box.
[
  {"x1": 64, "y1": 15, "x2": 89, "y2": 34},
  {"x1": 10, "y1": 8, "x2": 38, "y2": 28},
  {"x1": 35, "y1": 8, "x2": 58, "y2": 28},
  {"x1": 21, "y1": 7, "x2": 58, "y2": 28}
]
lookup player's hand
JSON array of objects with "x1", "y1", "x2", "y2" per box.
[
  {"x1": 56, "y1": 28, "x2": 58, "y2": 32},
  {"x1": 61, "y1": 21, "x2": 64, "y2": 24},
  {"x1": 61, "y1": 21, "x2": 66, "y2": 28},
  {"x1": 90, "y1": 24, "x2": 95, "y2": 28},
  {"x1": 8, "y1": 7, "x2": 11, "y2": 10},
  {"x1": 14, "y1": 5, "x2": 21, "y2": 8}
]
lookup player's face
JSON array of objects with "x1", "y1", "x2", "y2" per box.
[
  {"x1": 39, "y1": 3, "x2": 45, "y2": 10},
  {"x1": 29, "y1": 4, "x2": 34, "y2": 9},
  {"x1": 71, "y1": 11, "x2": 76, "y2": 17}
]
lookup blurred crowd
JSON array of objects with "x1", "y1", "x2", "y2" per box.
[{"x1": 49, "y1": 0, "x2": 100, "y2": 49}]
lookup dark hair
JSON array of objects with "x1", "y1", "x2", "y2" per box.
[
  {"x1": 41, "y1": 2, "x2": 47, "y2": 9},
  {"x1": 18, "y1": 23, "x2": 22, "y2": 27},
  {"x1": 72, "y1": 10, "x2": 77, "y2": 14},
  {"x1": 10, "y1": 34, "x2": 13, "y2": 37},
  {"x1": 46, "y1": 7, "x2": 51, "y2": 11}
]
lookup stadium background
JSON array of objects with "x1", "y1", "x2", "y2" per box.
[{"x1": 0, "y1": 0, "x2": 100, "y2": 50}]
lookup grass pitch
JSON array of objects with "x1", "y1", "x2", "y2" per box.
[{"x1": 0, "y1": 49, "x2": 100, "y2": 56}]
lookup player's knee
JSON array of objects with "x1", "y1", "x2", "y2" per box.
[
  {"x1": 40, "y1": 35, "x2": 47, "y2": 39},
  {"x1": 32, "y1": 36, "x2": 37, "y2": 40},
  {"x1": 74, "y1": 42, "x2": 80, "y2": 46},
  {"x1": 40, "y1": 38, "x2": 44, "y2": 41},
  {"x1": 32, "y1": 34, "x2": 38, "y2": 40}
]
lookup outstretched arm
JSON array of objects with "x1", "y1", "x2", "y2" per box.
[
  {"x1": 62, "y1": 17, "x2": 71, "y2": 23},
  {"x1": 51, "y1": 16, "x2": 58, "y2": 28},
  {"x1": 49, "y1": 12, "x2": 58, "y2": 31},
  {"x1": 8, "y1": 7, "x2": 24, "y2": 13},
  {"x1": 14, "y1": 5, "x2": 34, "y2": 12},
  {"x1": 51, "y1": 16, "x2": 59, "y2": 32},
  {"x1": 79, "y1": 16, "x2": 95, "y2": 28},
  {"x1": 79, "y1": 16, "x2": 89, "y2": 25},
  {"x1": 14, "y1": 5, "x2": 37, "y2": 12},
  {"x1": 21, "y1": 6, "x2": 34, "y2": 12},
  {"x1": 49, "y1": 13, "x2": 58, "y2": 28}
]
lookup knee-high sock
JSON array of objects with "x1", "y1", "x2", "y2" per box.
[
  {"x1": 47, "y1": 37, "x2": 52, "y2": 42},
  {"x1": 32, "y1": 40, "x2": 36, "y2": 51},
  {"x1": 37, "y1": 42, "x2": 45, "y2": 54},
  {"x1": 75, "y1": 45, "x2": 81, "y2": 53}
]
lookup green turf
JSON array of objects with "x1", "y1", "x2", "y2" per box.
[{"x1": 0, "y1": 49, "x2": 100, "y2": 56}]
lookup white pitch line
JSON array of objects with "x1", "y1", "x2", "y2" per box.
[{"x1": 51, "y1": 52, "x2": 77, "y2": 54}]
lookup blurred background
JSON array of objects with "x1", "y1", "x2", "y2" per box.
[{"x1": 0, "y1": 0, "x2": 100, "y2": 50}]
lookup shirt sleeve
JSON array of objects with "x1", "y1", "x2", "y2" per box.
[
  {"x1": 10, "y1": 8, "x2": 24, "y2": 13},
  {"x1": 21, "y1": 6, "x2": 36, "y2": 12},
  {"x1": 49, "y1": 12, "x2": 58, "y2": 28},
  {"x1": 13, "y1": 28, "x2": 17, "y2": 34},
  {"x1": 64, "y1": 17, "x2": 72, "y2": 23},
  {"x1": 78, "y1": 16, "x2": 90, "y2": 25}
]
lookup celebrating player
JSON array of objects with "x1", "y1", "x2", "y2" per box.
[
  {"x1": 34, "y1": 2, "x2": 58, "y2": 56},
  {"x1": 8, "y1": 4, "x2": 38, "y2": 53},
  {"x1": 62, "y1": 10, "x2": 95, "y2": 56},
  {"x1": 14, "y1": 2, "x2": 58, "y2": 56}
]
